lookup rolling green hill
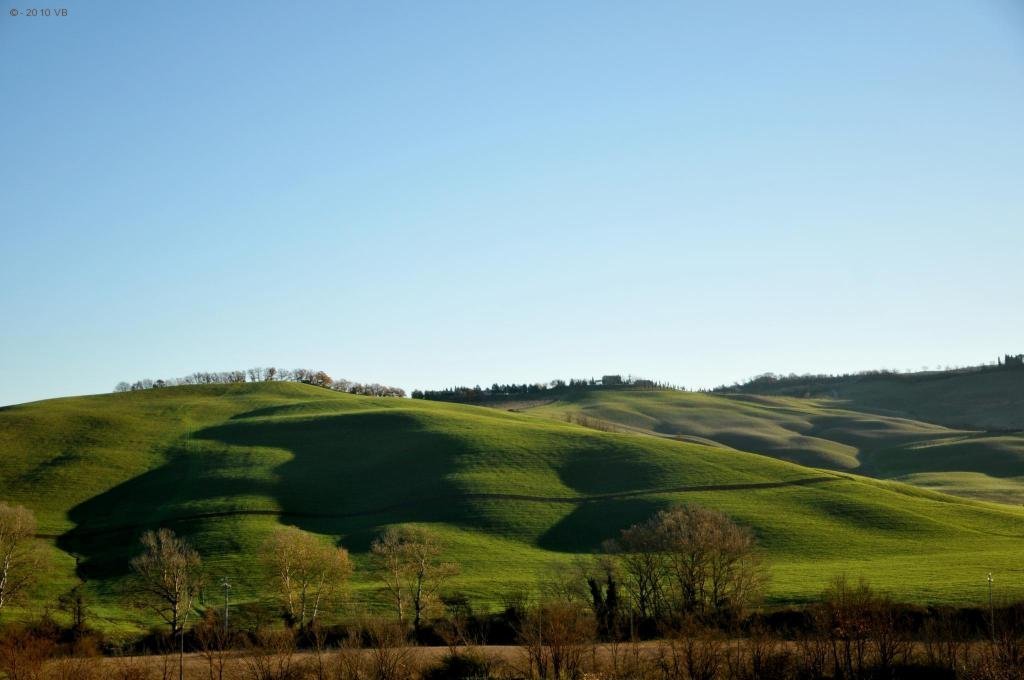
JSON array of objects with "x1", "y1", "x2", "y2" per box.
[
  {"x1": 717, "y1": 366, "x2": 1024, "y2": 431},
  {"x1": 526, "y1": 390, "x2": 1024, "y2": 505},
  {"x1": 2, "y1": 383, "x2": 1024, "y2": 632}
]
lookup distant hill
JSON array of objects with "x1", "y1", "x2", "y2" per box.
[
  {"x1": 713, "y1": 362, "x2": 1024, "y2": 431},
  {"x1": 2, "y1": 382, "x2": 1024, "y2": 630},
  {"x1": 523, "y1": 389, "x2": 1024, "y2": 505}
]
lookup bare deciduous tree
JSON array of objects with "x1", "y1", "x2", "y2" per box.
[
  {"x1": 57, "y1": 583, "x2": 91, "y2": 634},
  {"x1": 659, "y1": 505, "x2": 765, "y2": 619},
  {"x1": 604, "y1": 527, "x2": 666, "y2": 625},
  {"x1": 657, "y1": 622, "x2": 725, "y2": 680},
  {"x1": 0, "y1": 503, "x2": 44, "y2": 618},
  {"x1": 371, "y1": 526, "x2": 459, "y2": 633},
  {"x1": 366, "y1": 618, "x2": 413, "y2": 680},
  {"x1": 818, "y1": 575, "x2": 874, "y2": 678},
  {"x1": 195, "y1": 609, "x2": 236, "y2": 680},
  {"x1": 372, "y1": 528, "x2": 407, "y2": 626},
  {"x1": 333, "y1": 628, "x2": 371, "y2": 680},
  {"x1": 129, "y1": 528, "x2": 204, "y2": 636},
  {"x1": 870, "y1": 596, "x2": 912, "y2": 675},
  {"x1": 922, "y1": 606, "x2": 967, "y2": 675},
  {"x1": 0, "y1": 626, "x2": 55, "y2": 680},
  {"x1": 518, "y1": 599, "x2": 594, "y2": 680},
  {"x1": 241, "y1": 629, "x2": 303, "y2": 680},
  {"x1": 260, "y1": 525, "x2": 353, "y2": 630},
  {"x1": 608, "y1": 504, "x2": 765, "y2": 626}
]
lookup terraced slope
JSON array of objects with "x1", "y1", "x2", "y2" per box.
[
  {"x1": 526, "y1": 390, "x2": 1024, "y2": 504},
  {"x1": 2, "y1": 383, "x2": 1024, "y2": 630}
]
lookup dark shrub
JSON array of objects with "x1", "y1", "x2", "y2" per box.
[{"x1": 422, "y1": 651, "x2": 494, "y2": 680}]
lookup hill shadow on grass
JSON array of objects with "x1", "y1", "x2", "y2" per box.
[
  {"x1": 556, "y1": 442, "x2": 667, "y2": 495},
  {"x1": 537, "y1": 497, "x2": 668, "y2": 552},
  {"x1": 858, "y1": 436, "x2": 1024, "y2": 481},
  {"x1": 59, "y1": 407, "x2": 752, "y2": 580},
  {"x1": 60, "y1": 410, "x2": 471, "y2": 578},
  {"x1": 59, "y1": 440, "x2": 277, "y2": 578}
]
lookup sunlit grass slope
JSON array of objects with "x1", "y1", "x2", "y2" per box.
[
  {"x1": 528, "y1": 390, "x2": 1024, "y2": 504},
  {"x1": 2, "y1": 383, "x2": 1024, "y2": 631}
]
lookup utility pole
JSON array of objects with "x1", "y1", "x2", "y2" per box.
[
  {"x1": 987, "y1": 572, "x2": 995, "y2": 643},
  {"x1": 221, "y1": 578, "x2": 232, "y2": 634}
]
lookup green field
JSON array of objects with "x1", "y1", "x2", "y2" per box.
[
  {"x1": 527, "y1": 389, "x2": 1024, "y2": 505},
  {"x1": 2, "y1": 383, "x2": 1024, "y2": 632}
]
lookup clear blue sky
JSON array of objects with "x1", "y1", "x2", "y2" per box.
[{"x1": 2, "y1": 1, "x2": 1023, "y2": 406}]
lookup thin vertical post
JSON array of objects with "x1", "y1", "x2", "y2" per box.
[
  {"x1": 987, "y1": 572, "x2": 995, "y2": 642},
  {"x1": 179, "y1": 618, "x2": 185, "y2": 680},
  {"x1": 222, "y1": 579, "x2": 232, "y2": 634}
]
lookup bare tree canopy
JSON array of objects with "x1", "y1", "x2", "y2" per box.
[
  {"x1": 260, "y1": 525, "x2": 353, "y2": 630},
  {"x1": 608, "y1": 504, "x2": 766, "y2": 624},
  {"x1": 0, "y1": 503, "x2": 44, "y2": 617},
  {"x1": 519, "y1": 598, "x2": 594, "y2": 679},
  {"x1": 371, "y1": 526, "x2": 459, "y2": 633},
  {"x1": 129, "y1": 528, "x2": 204, "y2": 635},
  {"x1": 113, "y1": 366, "x2": 406, "y2": 397}
]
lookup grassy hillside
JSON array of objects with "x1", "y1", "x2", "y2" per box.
[
  {"x1": 2, "y1": 383, "x2": 1024, "y2": 632},
  {"x1": 718, "y1": 367, "x2": 1024, "y2": 431},
  {"x1": 526, "y1": 390, "x2": 1024, "y2": 505}
]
